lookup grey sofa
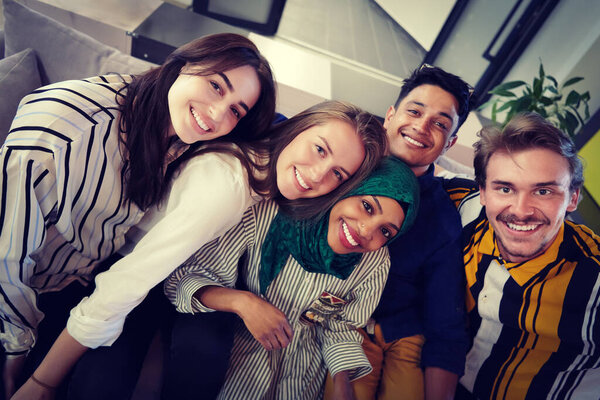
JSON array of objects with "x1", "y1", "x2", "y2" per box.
[{"x1": 0, "y1": 0, "x2": 155, "y2": 143}]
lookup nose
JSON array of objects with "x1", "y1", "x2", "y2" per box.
[
  {"x1": 307, "y1": 162, "x2": 329, "y2": 184},
  {"x1": 512, "y1": 193, "x2": 535, "y2": 218},
  {"x1": 412, "y1": 117, "x2": 429, "y2": 135},
  {"x1": 208, "y1": 102, "x2": 227, "y2": 123},
  {"x1": 358, "y1": 221, "x2": 374, "y2": 241}
]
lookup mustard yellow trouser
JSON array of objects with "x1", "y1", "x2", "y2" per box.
[{"x1": 324, "y1": 325, "x2": 425, "y2": 400}]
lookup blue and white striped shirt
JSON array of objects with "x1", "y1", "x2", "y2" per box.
[
  {"x1": 165, "y1": 200, "x2": 390, "y2": 399},
  {"x1": 1, "y1": 75, "x2": 143, "y2": 354}
]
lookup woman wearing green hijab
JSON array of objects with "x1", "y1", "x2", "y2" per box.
[{"x1": 163, "y1": 157, "x2": 419, "y2": 399}]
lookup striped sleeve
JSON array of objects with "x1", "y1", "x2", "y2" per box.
[
  {"x1": 318, "y1": 249, "x2": 390, "y2": 380},
  {"x1": 0, "y1": 138, "x2": 55, "y2": 354},
  {"x1": 164, "y1": 207, "x2": 255, "y2": 314},
  {"x1": 442, "y1": 176, "x2": 479, "y2": 209},
  {"x1": 0, "y1": 76, "x2": 131, "y2": 354}
]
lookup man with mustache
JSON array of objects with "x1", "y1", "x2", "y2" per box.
[{"x1": 447, "y1": 112, "x2": 600, "y2": 399}]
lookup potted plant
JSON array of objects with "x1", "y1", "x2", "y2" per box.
[{"x1": 480, "y1": 62, "x2": 591, "y2": 138}]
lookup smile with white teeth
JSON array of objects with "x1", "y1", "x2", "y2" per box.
[
  {"x1": 403, "y1": 134, "x2": 425, "y2": 147},
  {"x1": 295, "y1": 168, "x2": 310, "y2": 190},
  {"x1": 342, "y1": 221, "x2": 358, "y2": 247},
  {"x1": 506, "y1": 222, "x2": 538, "y2": 231},
  {"x1": 190, "y1": 107, "x2": 210, "y2": 131}
]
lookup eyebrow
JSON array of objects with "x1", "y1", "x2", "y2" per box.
[
  {"x1": 217, "y1": 72, "x2": 233, "y2": 90},
  {"x1": 491, "y1": 180, "x2": 562, "y2": 188},
  {"x1": 372, "y1": 196, "x2": 401, "y2": 232},
  {"x1": 218, "y1": 72, "x2": 250, "y2": 113},
  {"x1": 408, "y1": 101, "x2": 454, "y2": 123},
  {"x1": 320, "y1": 136, "x2": 350, "y2": 177}
]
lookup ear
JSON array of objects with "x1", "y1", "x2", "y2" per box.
[
  {"x1": 566, "y1": 188, "x2": 580, "y2": 212},
  {"x1": 442, "y1": 135, "x2": 458, "y2": 154},
  {"x1": 479, "y1": 185, "x2": 487, "y2": 206},
  {"x1": 383, "y1": 105, "x2": 396, "y2": 129}
]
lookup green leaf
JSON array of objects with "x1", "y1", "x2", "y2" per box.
[
  {"x1": 546, "y1": 85, "x2": 558, "y2": 94},
  {"x1": 580, "y1": 91, "x2": 590, "y2": 102},
  {"x1": 564, "y1": 111, "x2": 579, "y2": 136},
  {"x1": 538, "y1": 108, "x2": 548, "y2": 117},
  {"x1": 565, "y1": 90, "x2": 580, "y2": 107},
  {"x1": 489, "y1": 88, "x2": 517, "y2": 97},
  {"x1": 496, "y1": 100, "x2": 517, "y2": 113},
  {"x1": 539, "y1": 63, "x2": 545, "y2": 79},
  {"x1": 492, "y1": 81, "x2": 528, "y2": 91},
  {"x1": 477, "y1": 98, "x2": 497, "y2": 111},
  {"x1": 569, "y1": 106, "x2": 585, "y2": 126},
  {"x1": 562, "y1": 77, "x2": 584, "y2": 87},
  {"x1": 514, "y1": 96, "x2": 532, "y2": 112},
  {"x1": 547, "y1": 75, "x2": 558, "y2": 87},
  {"x1": 539, "y1": 96, "x2": 553, "y2": 106},
  {"x1": 491, "y1": 102, "x2": 498, "y2": 122},
  {"x1": 533, "y1": 77, "x2": 543, "y2": 98},
  {"x1": 556, "y1": 113, "x2": 566, "y2": 128},
  {"x1": 585, "y1": 103, "x2": 590, "y2": 120}
]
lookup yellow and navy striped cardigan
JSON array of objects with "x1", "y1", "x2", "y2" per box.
[{"x1": 445, "y1": 177, "x2": 600, "y2": 400}]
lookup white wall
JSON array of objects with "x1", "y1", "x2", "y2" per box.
[
  {"x1": 501, "y1": 0, "x2": 600, "y2": 118},
  {"x1": 374, "y1": 0, "x2": 455, "y2": 51}
]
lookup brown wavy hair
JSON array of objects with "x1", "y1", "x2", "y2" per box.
[
  {"x1": 117, "y1": 33, "x2": 276, "y2": 210},
  {"x1": 473, "y1": 112, "x2": 583, "y2": 193},
  {"x1": 255, "y1": 100, "x2": 388, "y2": 219}
]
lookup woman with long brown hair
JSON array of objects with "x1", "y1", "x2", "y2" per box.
[{"x1": 1, "y1": 32, "x2": 275, "y2": 399}]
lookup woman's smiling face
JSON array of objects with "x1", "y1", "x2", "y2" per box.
[
  {"x1": 327, "y1": 195, "x2": 405, "y2": 254},
  {"x1": 167, "y1": 63, "x2": 261, "y2": 143},
  {"x1": 275, "y1": 119, "x2": 366, "y2": 200}
]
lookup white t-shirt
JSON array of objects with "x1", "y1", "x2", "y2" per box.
[{"x1": 67, "y1": 151, "x2": 261, "y2": 348}]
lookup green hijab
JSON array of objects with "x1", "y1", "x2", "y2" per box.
[{"x1": 259, "y1": 157, "x2": 419, "y2": 294}]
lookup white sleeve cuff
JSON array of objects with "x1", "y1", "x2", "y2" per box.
[{"x1": 67, "y1": 297, "x2": 126, "y2": 349}]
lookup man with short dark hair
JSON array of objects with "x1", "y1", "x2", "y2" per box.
[
  {"x1": 447, "y1": 112, "x2": 600, "y2": 399},
  {"x1": 325, "y1": 65, "x2": 475, "y2": 400}
]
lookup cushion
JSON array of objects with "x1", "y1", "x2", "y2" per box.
[
  {"x1": 0, "y1": 30, "x2": 5, "y2": 58},
  {"x1": 0, "y1": 48, "x2": 41, "y2": 144},
  {"x1": 2, "y1": 0, "x2": 154, "y2": 85}
]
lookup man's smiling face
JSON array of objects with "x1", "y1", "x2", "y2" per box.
[
  {"x1": 480, "y1": 148, "x2": 579, "y2": 263},
  {"x1": 384, "y1": 84, "x2": 459, "y2": 176}
]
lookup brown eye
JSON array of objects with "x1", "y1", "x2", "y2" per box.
[{"x1": 210, "y1": 81, "x2": 222, "y2": 95}]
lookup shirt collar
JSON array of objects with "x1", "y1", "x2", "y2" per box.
[{"x1": 478, "y1": 222, "x2": 565, "y2": 286}]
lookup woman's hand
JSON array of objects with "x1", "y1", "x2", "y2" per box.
[
  {"x1": 236, "y1": 292, "x2": 294, "y2": 350},
  {"x1": 10, "y1": 377, "x2": 55, "y2": 400},
  {"x1": 195, "y1": 285, "x2": 294, "y2": 351},
  {"x1": 330, "y1": 370, "x2": 356, "y2": 400},
  {"x1": 3, "y1": 354, "x2": 26, "y2": 400}
]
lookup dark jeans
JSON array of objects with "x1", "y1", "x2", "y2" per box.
[
  {"x1": 5, "y1": 253, "x2": 174, "y2": 400},
  {"x1": 161, "y1": 311, "x2": 237, "y2": 400},
  {"x1": 67, "y1": 283, "x2": 174, "y2": 400},
  {"x1": 18, "y1": 279, "x2": 95, "y2": 399},
  {"x1": 1, "y1": 279, "x2": 92, "y2": 400}
]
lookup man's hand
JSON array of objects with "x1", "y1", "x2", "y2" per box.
[
  {"x1": 425, "y1": 367, "x2": 458, "y2": 400},
  {"x1": 3, "y1": 354, "x2": 26, "y2": 400},
  {"x1": 236, "y1": 292, "x2": 293, "y2": 351},
  {"x1": 330, "y1": 370, "x2": 356, "y2": 400}
]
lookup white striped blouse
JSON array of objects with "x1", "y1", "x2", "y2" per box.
[
  {"x1": 0, "y1": 75, "x2": 144, "y2": 354},
  {"x1": 165, "y1": 200, "x2": 390, "y2": 399}
]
